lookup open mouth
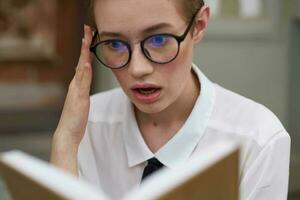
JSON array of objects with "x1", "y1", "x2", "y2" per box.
[
  {"x1": 131, "y1": 84, "x2": 162, "y2": 103},
  {"x1": 134, "y1": 88, "x2": 161, "y2": 95}
]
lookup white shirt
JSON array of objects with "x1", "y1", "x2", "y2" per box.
[{"x1": 78, "y1": 64, "x2": 290, "y2": 200}]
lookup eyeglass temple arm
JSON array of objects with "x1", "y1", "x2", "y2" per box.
[{"x1": 177, "y1": 8, "x2": 201, "y2": 43}]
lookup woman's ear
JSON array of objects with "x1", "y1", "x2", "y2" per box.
[{"x1": 192, "y1": 5, "x2": 210, "y2": 44}]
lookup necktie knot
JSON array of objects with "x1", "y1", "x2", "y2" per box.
[
  {"x1": 141, "y1": 158, "x2": 164, "y2": 181},
  {"x1": 147, "y1": 158, "x2": 163, "y2": 167}
]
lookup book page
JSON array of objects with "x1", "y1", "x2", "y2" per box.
[
  {"x1": 0, "y1": 151, "x2": 109, "y2": 200},
  {"x1": 1, "y1": 141, "x2": 239, "y2": 200}
]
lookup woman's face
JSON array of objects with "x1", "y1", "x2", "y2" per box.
[{"x1": 93, "y1": 0, "x2": 203, "y2": 114}]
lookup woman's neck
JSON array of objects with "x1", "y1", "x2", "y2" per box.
[{"x1": 134, "y1": 69, "x2": 200, "y2": 148}]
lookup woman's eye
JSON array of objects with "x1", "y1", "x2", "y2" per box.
[
  {"x1": 105, "y1": 41, "x2": 126, "y2": 51},
  {"x1": 148, "y1": 35, "x2": 168, "y2": 47}
]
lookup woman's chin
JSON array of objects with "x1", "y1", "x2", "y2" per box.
[{"x1": 133, "y1": 100, "x2": 167, "y2": 115}]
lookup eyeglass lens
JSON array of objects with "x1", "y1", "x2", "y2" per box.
[{"x1": 95, "y1": 40, "x2": 130, "y2": 68}]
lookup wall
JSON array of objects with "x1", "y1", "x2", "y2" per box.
[{"x1": 0, "y1": 0, "x2": 84, "y2": 133}]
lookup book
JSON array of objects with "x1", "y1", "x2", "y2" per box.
[{"x1": 0, "y1": 140, "x2": 239, "y2": 200}]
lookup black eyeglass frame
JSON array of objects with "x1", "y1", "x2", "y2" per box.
[{"x1": 89, "y1": 9, "x2": 200, "y2": 69}]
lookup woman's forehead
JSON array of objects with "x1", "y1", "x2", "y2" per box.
[{"x1": 93, "y1": 0, "x2": 185, "y2": 35}]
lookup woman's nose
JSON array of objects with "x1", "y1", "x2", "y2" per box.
[{"x1": 128, "y1": 45, "x2": 154, "y2": 79}]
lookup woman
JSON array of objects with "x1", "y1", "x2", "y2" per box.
[{"x1": 51, "y1": 0, "x2": 290, "y2": 199}]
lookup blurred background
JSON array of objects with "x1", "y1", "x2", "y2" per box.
[{"x1": 0, "y1": 0, "x2": 299, "y2": 199}]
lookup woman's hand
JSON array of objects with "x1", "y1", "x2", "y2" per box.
[
  {"x1": 50, "y1": 25, "x2": 94, "y2": 175},
  {"x1": 55, "y1": 24, "x2": 93, "y2": 145}
]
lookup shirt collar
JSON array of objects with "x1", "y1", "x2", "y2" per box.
[{"x1": 122, "y1": 63, "x2": 216, "y2": 169}]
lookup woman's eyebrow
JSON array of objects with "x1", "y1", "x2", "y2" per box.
[
  {"x1": 99, "y1": 23, "x2": 174, "y2": 38},
  {"x1": 98, "y1": 31, "x2": 123, "y2": 38},
  {"x1": 142, "y1": 23, "x2": 173, "y2": 34}
]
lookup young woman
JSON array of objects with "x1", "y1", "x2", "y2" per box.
[{"x1": 51, "y1": 0, "x2": 290, "y2": 199}]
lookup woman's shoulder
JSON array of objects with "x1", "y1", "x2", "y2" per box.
[{"x1": 210, "y1": 83, "x2": 289, "y2": 146}]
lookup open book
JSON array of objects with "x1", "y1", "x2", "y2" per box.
[{"x1": 0, "y1": 140, "x2": 239, "y2": 200}]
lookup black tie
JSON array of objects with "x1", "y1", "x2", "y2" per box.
[{"x1": 141, "y1": 158, "x2": 164, "y2": 181}]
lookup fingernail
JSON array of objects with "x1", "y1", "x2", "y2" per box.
[{"x1": 84, "y1": 24, "x2": 89, "y2": 31}]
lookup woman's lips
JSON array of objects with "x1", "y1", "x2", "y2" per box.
[{"x1": 131, "y1": 83, "x2": 162, "y2": 104}]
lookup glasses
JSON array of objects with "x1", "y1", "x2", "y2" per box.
[{"x1": 90, "y1": 10, "x2": 200, "y2": 69}]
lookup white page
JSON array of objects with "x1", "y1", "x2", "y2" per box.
[
  {"x1": 0, "y1": 151, "x2": 109, "y2": 200},
  {"x1": 239, "y1": 0, "x2": 262, "y2": 18}
]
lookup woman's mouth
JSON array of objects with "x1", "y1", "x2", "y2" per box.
[
  {"x1": 135, "y1": 88, "x2": 159, "y2": 95},
  {"x1": 131, "y1": 84, "x2": 162, "y2": 104}
]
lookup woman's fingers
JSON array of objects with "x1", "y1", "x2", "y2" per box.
[
  {"x1": 78, "y1": 25, "x2": 93, "y2": 70},
  {"x1": 85, "y1": 25, "x2": 94, "y2": 63},
  {"x1": 80, "y1": 62, "x2": 93, "y2": 95},
  {"x1": 75, "y1": 39, "x2": 85, "y2": 83},
  {"x1": 75, "y1": 25, "x2": 94, "y2": 84}
]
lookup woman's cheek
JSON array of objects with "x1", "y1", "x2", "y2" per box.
[{"x1": 111, "y1": 70, "x2": 129, "y2": 90}]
